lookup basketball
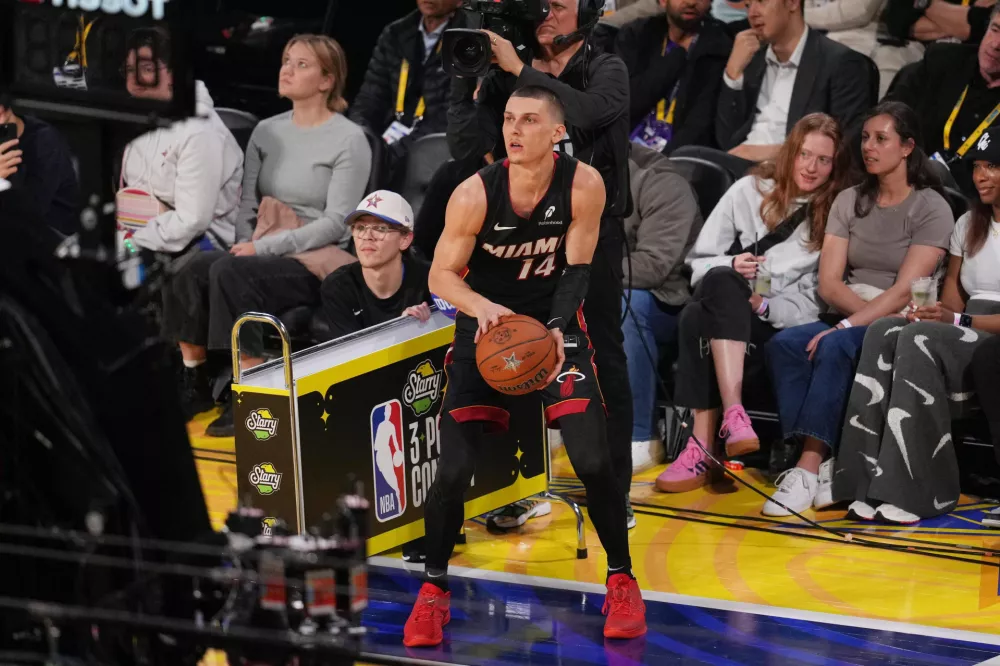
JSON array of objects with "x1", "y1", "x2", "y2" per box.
[{"x1": 476, "y1": 315, "x2": 559, "y2": 396}]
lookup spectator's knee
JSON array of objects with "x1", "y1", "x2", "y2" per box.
[
  {"x1": 208, "y1": 253, "x2": 243, "y2": 288},
  {"x1": 866, "y1": 316, "x2": 905, "y2": 339},
  {"x1": 677, "y1": 302, "x2": 702, "y2": 338},
  {"x1": 701, "y1": 266, "x2": 745, "y2": 295},
  {"x1": 897, "y1": 322, "x2": 944, "y2": 358}
]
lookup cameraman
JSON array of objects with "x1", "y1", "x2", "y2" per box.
[{"x1": 447, "y1": 0, "x2": 636, "y2": 510}]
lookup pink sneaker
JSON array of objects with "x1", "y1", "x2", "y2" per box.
[
  {"x1": 655, "y1": 438, "x2": 712, "y2": 493},
  {"x1": 720, "y1": 405, "x2": 759, "y2": 457}
]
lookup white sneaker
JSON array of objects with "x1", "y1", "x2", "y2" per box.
[
  {"x1": 847, "y1": 500, "x2": 876, "y2": 521},
  {"x1": 762, "y1": 467, "x2": 819, "y2": 517},
  {"x1": 813, "y1": 458, "x2": 836, "y2": 509},
  {"x1": 875, "y1": 503, "x2": 920, "y2": 524},
  {"x1": 488, "y1": 500, "x2": 552, "y2": 530},
  {"x1": 632, "y1": 439, "x2": 665, "y2": 473}
]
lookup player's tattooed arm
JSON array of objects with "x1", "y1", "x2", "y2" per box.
[{"x1": 429, "y1": 175, "x2": 514, "y2": 339}]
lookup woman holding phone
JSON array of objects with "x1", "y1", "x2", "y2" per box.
[{"x1": 657, "y1": 114, "x2": 852, "y2": 493}]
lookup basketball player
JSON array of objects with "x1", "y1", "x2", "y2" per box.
[{"x1": 403, "y1": 86, "x2": 646, "y2": 647}]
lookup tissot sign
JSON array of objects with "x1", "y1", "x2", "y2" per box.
[{"x1": 46, "y1": 0, "x2": 170, "y2": 20}]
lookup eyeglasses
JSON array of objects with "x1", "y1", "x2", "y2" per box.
[
  {"x1": 351, "y1": 222, "x2": 403, "y2": 240},
  {"x1": 121, "y1": 60, "x2": 163, "y2": 79}
]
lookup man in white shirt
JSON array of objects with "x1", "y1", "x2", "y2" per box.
[{"x1": 716, "y1": 0, "x2": 873, "y2": 163}]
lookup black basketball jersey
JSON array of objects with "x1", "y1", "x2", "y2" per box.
[{"x1": 465, "y1": 153, "x2": 578, "y2": 322}]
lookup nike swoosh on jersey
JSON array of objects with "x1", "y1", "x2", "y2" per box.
[{"x1": 494, "y1": 223, "x2": 518, "y2": 231}]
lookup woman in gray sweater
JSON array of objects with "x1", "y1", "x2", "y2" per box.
[{"x1": 163, "y1": 34, "x2": 372, "y2": 436}]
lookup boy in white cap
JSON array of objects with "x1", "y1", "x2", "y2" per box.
[{"x1": 319, "y1": 190, "x2": 432, "y2": 339}]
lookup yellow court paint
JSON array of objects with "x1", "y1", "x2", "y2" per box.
[{"x1": 192, "y1": 430, "x2": 1000, "y2": 637}]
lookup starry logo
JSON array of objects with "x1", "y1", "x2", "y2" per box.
[
  {"x1": 249, "y1": 463, "x2": 282, "y2": 496},
  {"x1": 402, "y1": 360, "x2": 443, "y2": 417},
  {"x1": 503, "y1": 352, "x2": 523, "y2": 372},
  {"x1": 245, "y1": 408, "x2": 279, "y2": 441},
  {"x1": 261, "y1": 517, "x2": 277, "y2": 537}
]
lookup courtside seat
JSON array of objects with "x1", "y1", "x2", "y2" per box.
[
  {"x1": 399, "y1": 133, "x2": 451, "y2": 218},
  {"x1": 668, "y1": 155, "x2": 736, "y2": 221},
  {"x1": 215, "y1": 107, "x2": 259, "y2": 153}
]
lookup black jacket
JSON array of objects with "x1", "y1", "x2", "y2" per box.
[
  {"x1": 715, "y1": 29, "x2": 874, "y2": 150},
  {"x1": 348, "y1": 10, "x2": 459, "y2": 167},
  {"x1": 615, "y1": 15, "x2": 733, "y2": 153},
  {"x1": 886, "y1": 43, "x2": 1000, "y2": 197},
  {"x1": 447, "y1": 41, "x2": 633, "y2": 222}
]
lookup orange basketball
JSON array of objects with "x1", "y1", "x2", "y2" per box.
[{"x1": 476, "y1": 315, "x2": 559, "y2": 396}]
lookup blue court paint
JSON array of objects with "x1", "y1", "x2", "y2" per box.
[{"x1": 361, "y1": 565, "x2": 1000, "y2": 665}]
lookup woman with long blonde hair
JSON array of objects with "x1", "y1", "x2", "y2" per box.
[{"x1": 657, "y1": 113, "x2": 853, "y2": 494}]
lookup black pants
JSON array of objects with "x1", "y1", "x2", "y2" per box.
[
  {"x1": 674, "y1": 267, "x2": 777, "y2": 410},
  {"x1": 161, "y1": 251, "x2": 320, "y2": 356},
  {"x1": 425, "y1": 402, "x2": 629, "y2": 576},
  {"x1": 588, "y1": 228, "x2": 633, "y2": 497},
  {"x1": 972, "y1": 334, "x2": 1000, "y2": 460}
]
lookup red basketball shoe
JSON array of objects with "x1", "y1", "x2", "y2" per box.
[
  {"x1": 602, "y1": 574, "x2": 647, "y2": 639},
  {"x1": 403, "y1": 582, "x2": 451, "y2": 647}
]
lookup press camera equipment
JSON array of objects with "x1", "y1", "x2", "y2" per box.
[{"x1": 442, "y1": 0, "x2": 550, "y2": 78}]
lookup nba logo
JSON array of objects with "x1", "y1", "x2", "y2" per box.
[{"x1": 370, "y1": 399, "x2": 407, "y2": 522}]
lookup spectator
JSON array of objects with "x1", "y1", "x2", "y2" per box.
[
  {"x1": 763, "y1": 101, "x2": 953, "y2": 516},
  {"x1": 658, "y1": 113, "x2": 852, "y2": 493},
  {"x1": 165, "y1": 34, "x2": 371, "y2": 434},
  {"x1": 0, "y1": 91, "x2": 79, "y2": 237},
  {"x1": 320, "y1": 190, "x2": 432, "y2": 339},
  {"x1": 717, "y1": 0, "x2": 874, "y2": 165},
  {"x1": 886, "y1": 7, "x2": 1000, "y2": 198},
  {"x1": 883, "y1": 0, "x2": 994, "y2": 45},
  {"x1": 448, "y1": 1, "x2": 638, "y2": 517},
  {"x1": 714, "y1": 0, "x2": 750, "y2": 24},
  {"x1": 617, "y1": 0, "x2": 734, "y2": 153},
  {"x1": 621, "y1": 144, "x2": 704, "y2": 471},
  {"x1": 834, "y1": 127, "x2": 1000, "y2": 524},
  {"x1": 803, "y1": 0, "x2": 924, "y2": 98},
  {"x1": 119, "y1": 28, "x2": 244, "y2": 254},
  {"x1": 971, "y1": 335, "x2": 1000, "y2": 457},
  {"x1": 349, "y1": 0, "x2": 462, "y2": 185}
]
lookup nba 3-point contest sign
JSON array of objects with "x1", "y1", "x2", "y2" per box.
[{"x1": 234, "y1": 314, "x2": 548, "y2": 554}]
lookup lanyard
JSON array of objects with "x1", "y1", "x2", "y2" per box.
[
  {"x1": 654, "y1": 36, "x2": 687, "y2": 124},
  {"x1": 395, "y1": 41, "x2": 442, "y2": 123},
  {"x1": 943, "y1": 85, "x2": 1000, "y2": 158}
]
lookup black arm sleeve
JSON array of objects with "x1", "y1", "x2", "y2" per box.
[{"x1": 547, "y1": 264, "x2": 591, "y2": 331}]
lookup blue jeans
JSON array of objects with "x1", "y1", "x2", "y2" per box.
[
  {"x1": 765, "y1": 321, "x2": 868, "y2": 451},
  {"x1": 622, "y1": 290, "x2": 680, "y2": 441}
]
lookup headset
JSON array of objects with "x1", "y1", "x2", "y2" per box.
[{"x1": 552, "y1": 0, "x2": 605, "y2": 47}]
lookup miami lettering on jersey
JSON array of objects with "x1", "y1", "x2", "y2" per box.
[{"x1": 482, "y1": 235, "x2": 565, "y2": 260}]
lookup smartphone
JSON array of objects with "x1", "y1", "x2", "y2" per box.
[{"x1": 0, "y1": 123, "x2": 16, "y2": 149}]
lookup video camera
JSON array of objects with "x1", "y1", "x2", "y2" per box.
[{"x1": 442, "y1": 0, "x2": 550, "y2": 78}]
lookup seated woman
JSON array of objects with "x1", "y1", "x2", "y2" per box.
[
  {"x1": 119, "y1": 27, "x2": 244, "y2": 253},
  {"x1": 763, "y1": 101, "x2": 954, "y2": 517},
  {"x1": 162, "y1": 34, "x2": 372, "y2": 434},
  {"x1": 834, "y1": 130, "x2": 1000, "y2": 523},
  {"x1": 657, "y1": 113, "x2": 852, "y2": 493}
]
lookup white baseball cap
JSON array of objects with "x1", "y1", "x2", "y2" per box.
[{"x1": 344, "y1": 190, "x2": 414, "y2": 231}]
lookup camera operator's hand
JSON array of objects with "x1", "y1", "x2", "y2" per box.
[
  {"x1": 726, "y1": 30, "x2": 762, "y2": 81},
  {"x1": 481, "y1": 30, "x2": 524, "y2": 77},
  {"x1": 0, "y1": 139, "x2": 23, "y2": 180}
]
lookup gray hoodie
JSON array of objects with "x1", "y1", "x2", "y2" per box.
[{"x1": 622, "y1": 144, "x2": 703, "y2": 307}]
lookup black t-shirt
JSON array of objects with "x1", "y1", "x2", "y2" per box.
[
  {"x1": 0, "y1": 115, "x2": 80, "y2": 236},
  {"x1": 319, "y1": 255, "x2": 431, "y2": 341}
]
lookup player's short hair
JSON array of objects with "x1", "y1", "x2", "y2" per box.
[{"x1": 510, "y1": 86, "x2": 566, "y2": 125}]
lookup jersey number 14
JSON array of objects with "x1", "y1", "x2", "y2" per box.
[{"x1": 517, "y1": 254, "x2": 558, "y2": 280}]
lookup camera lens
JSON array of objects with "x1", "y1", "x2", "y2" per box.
[{"x1": 453, "y1": 35, "x2": 486, "y2": 67}]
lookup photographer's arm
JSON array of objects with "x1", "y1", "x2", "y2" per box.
[
  {"x1": 447, "y1": 72, "x2": 507, "y2": 161},
  {"x1": 516, "y1": 56, "x2": 629, "y2": 131}
]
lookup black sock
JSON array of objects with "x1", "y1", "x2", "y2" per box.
[
  {"x1": 606, "y1": 566, "x2": 634, "y2": 582},
  {"x1": 424, "y1": 568, "x2": 449, "y2": 593}
]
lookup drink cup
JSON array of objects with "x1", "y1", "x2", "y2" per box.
[
  {"x1": 754, "y1": 260, "x2": 771, "y2": 296},
  {"x1": 910, "y1": 277, "x2": 937, "y2": 308}
]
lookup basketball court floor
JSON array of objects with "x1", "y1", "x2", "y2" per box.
[{"x1": 190, "y1": 411, "x2": 1000, "y2": 665}]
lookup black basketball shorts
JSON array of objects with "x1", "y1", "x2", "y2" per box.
[{"x1": 441, "y1": 313, "x2": 605, "y2": 431}]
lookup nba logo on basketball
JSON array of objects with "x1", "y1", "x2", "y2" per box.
[{"x1": 370, "y1": 399, "x2": 407, "y2": 522}]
